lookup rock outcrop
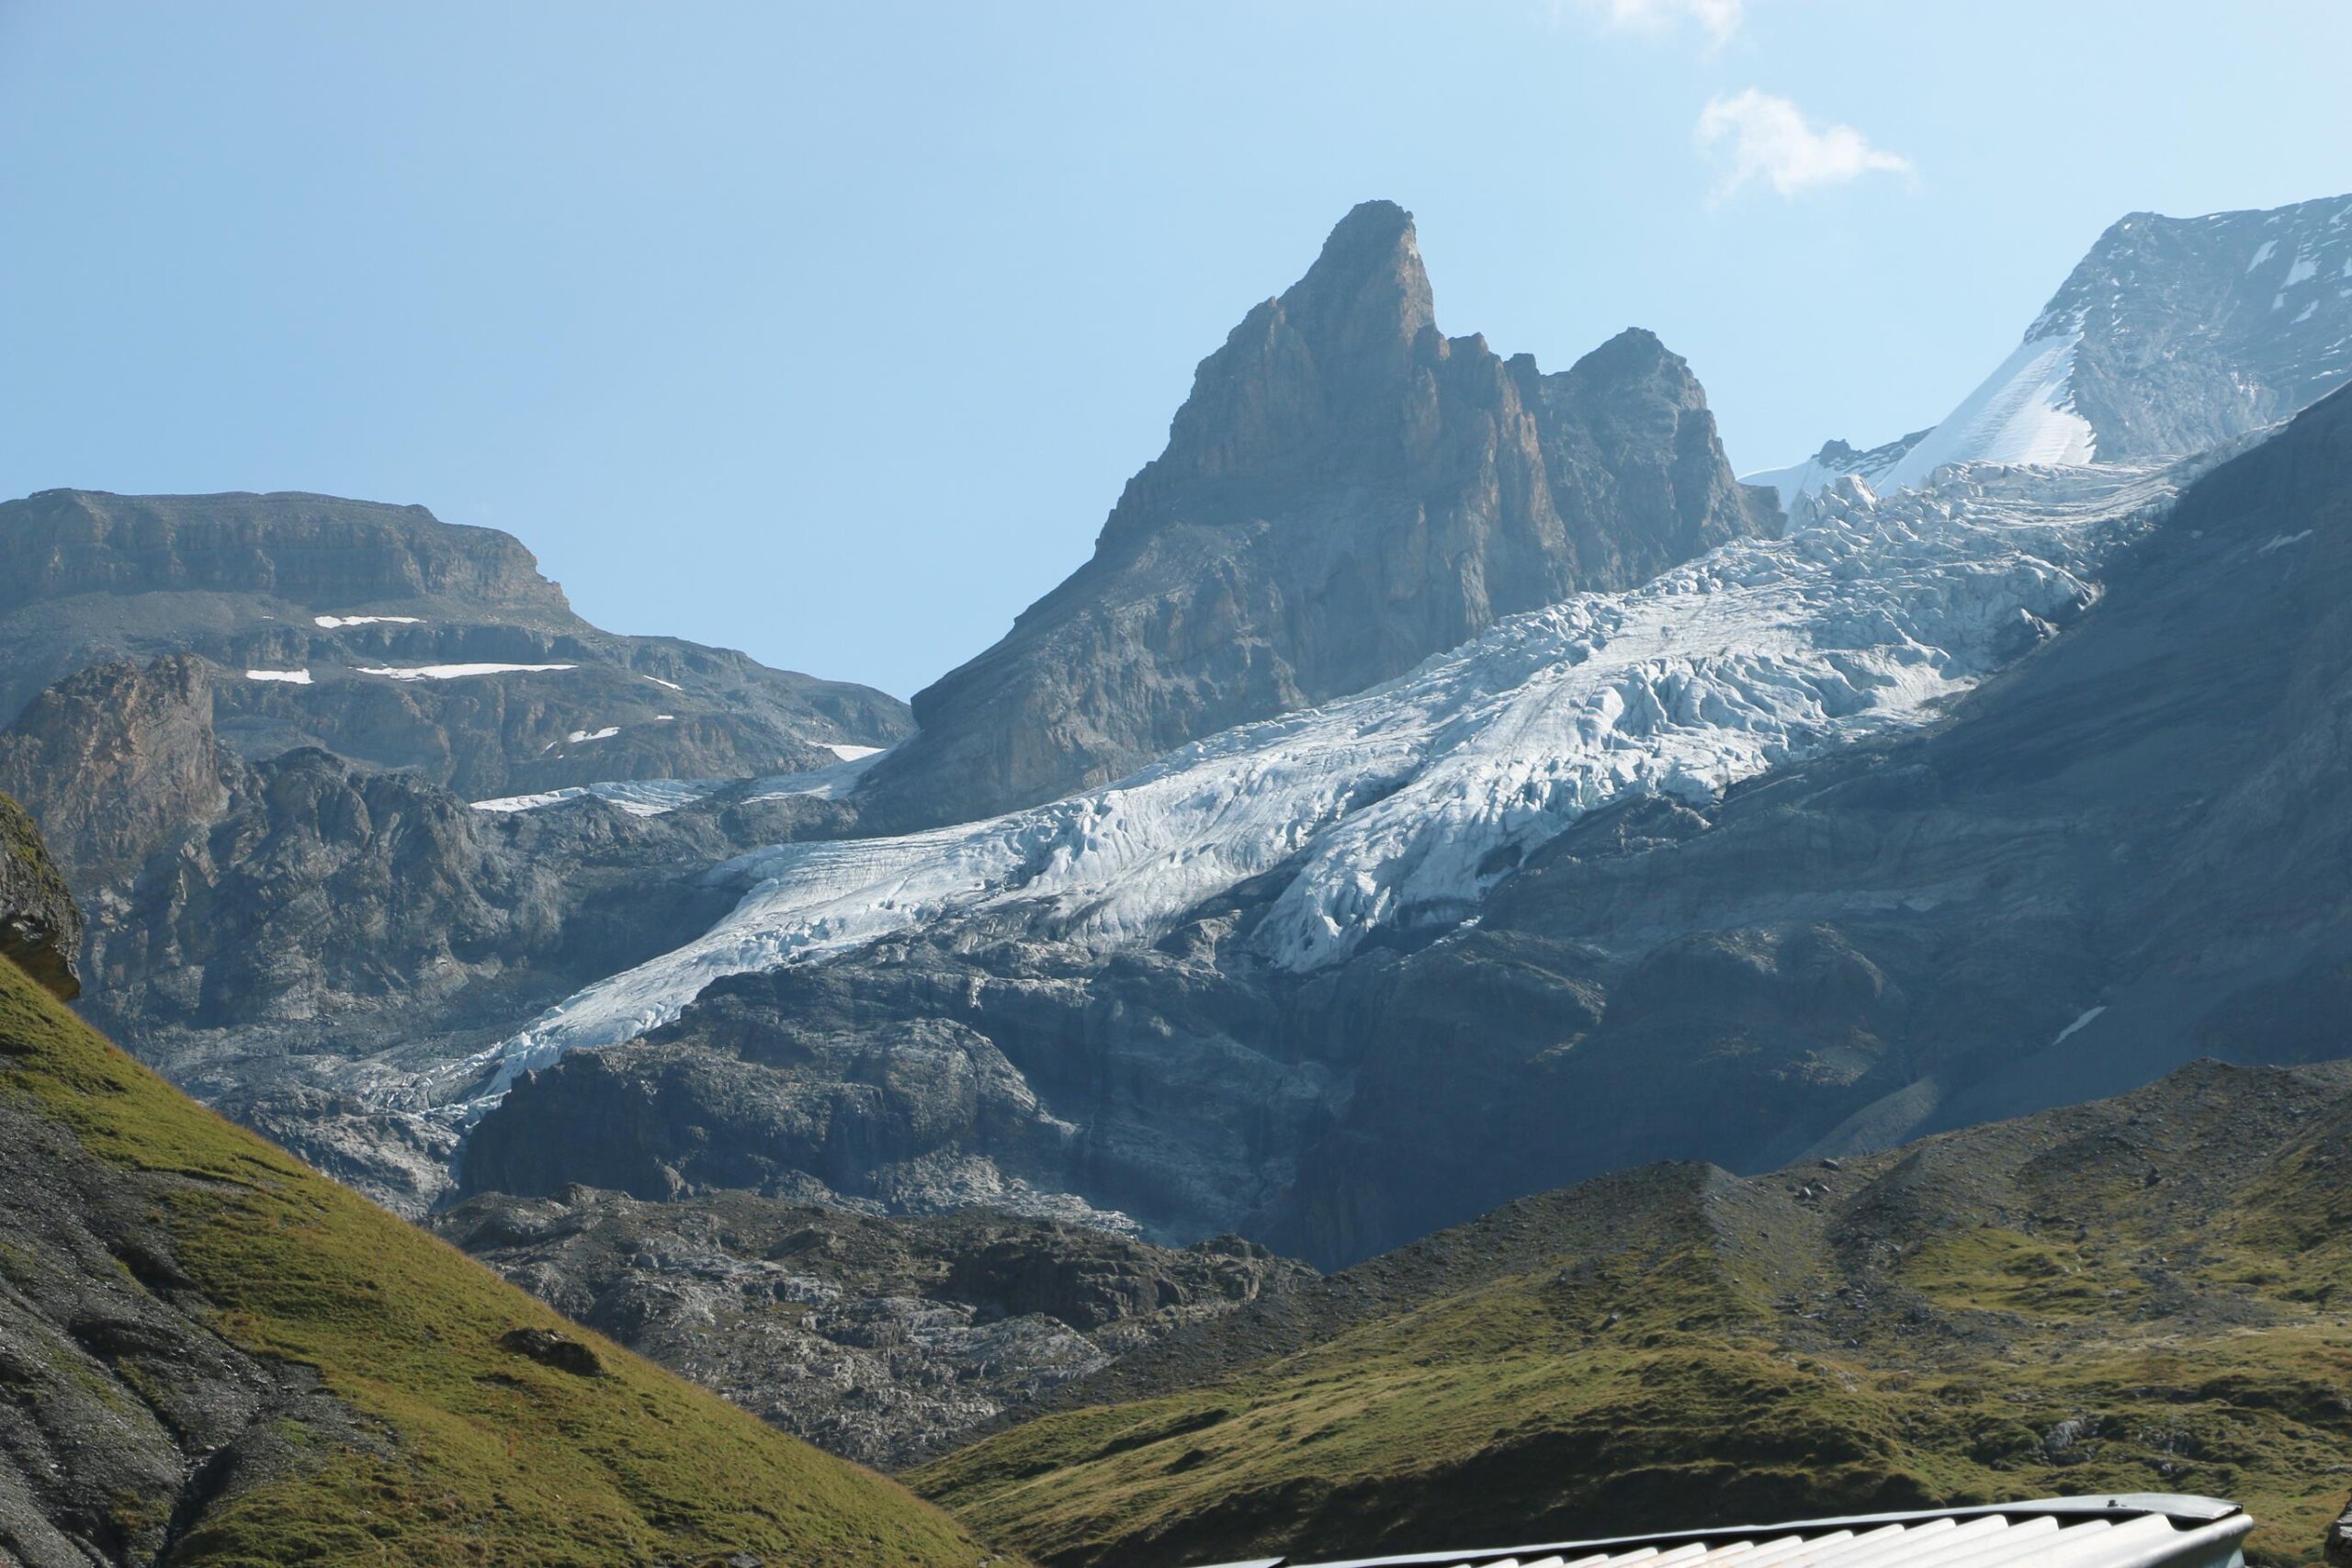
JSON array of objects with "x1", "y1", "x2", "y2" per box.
[
  {"x1": 0, "y1": 654, "x2": 232, "y2": 882},
  {"x1": 461, "y1": 1019, "x2": 1136, "y2": 1233},
  {"x1": 863, "y1": 200, "x2": 1778, "y2": 825},
  {"x1": 435, "y1": 1184, "x2": 1311, "y2": 1468},
  {"x1": 0, "y1": 793, "x2": 80, "y2": 1001}
]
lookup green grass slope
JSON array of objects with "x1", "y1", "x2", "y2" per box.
[
  {"x1": 913, "y1": 1060, "x2": 2352, "y2": 1568},
  {"x1": 0, "y1": 953, "x2": 1001, "y2": 1567}
]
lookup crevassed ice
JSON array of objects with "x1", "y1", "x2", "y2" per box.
[{"x1": 443, "y1": 457, "x2": 2203, "y2": 1111}]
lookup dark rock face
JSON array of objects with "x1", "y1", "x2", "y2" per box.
[
  {"x1": 2049, "y1": 194, "x2": 2352, "y2": 461},
  {"x1": 0, "y1": 793, "x2": 81, "y2": 1002},
  {"x1": 462, "y1": 1020, "x2": 1136, "y2": 1232},
  {"x1": 463, "y1": 383, "x2": 2352, "y2": 1269},
  {"x1": 865, "y1": 201, "x2": 1778, "y2": 825},
  {"x1": 498, "y1": 1326, "x2": 605, "y2": 1377},
  {"x1": 0, "y1": 654, "x2": 231, "y2": 882},
  {"x1": 434, "y1": 1185, "x2": 1310, "y2": 1467},
  {"x1": 2327, "y1": 1494, "x2": 2352, "y2": 1568},
  {"x1": 0, "y1": 489, "x2": 910, "y2": 796}
]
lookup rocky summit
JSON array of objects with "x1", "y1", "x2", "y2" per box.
[{"x1": 861, "y1": 200, "x2": 1780, "y2": 826}]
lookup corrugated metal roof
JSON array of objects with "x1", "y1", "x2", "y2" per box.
[{"x1": 1190, "y1": 1495, "x2": 2254, "y2": 1568}]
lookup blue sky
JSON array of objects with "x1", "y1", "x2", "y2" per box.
[{"x1": 4, "y1": 2, "x2": 2347, "y2": 697}]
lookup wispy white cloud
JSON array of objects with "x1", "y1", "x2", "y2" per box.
[
  {"x1": 1571, "y1": 0, "x2": 1747, "y2": 46},
  {"x1": 1694, "y1": 89, "x2": 1913, "y2": 198}
]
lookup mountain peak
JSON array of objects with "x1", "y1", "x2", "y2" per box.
[{"x1": 1278, "y1": 198, "x2": 1435, "y2": 357}]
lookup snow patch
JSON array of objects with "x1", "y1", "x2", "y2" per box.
[
  {"x1": 566, "y1": 727, "x2": 621, "y2": 744},
  {"x1": 2257, "y1": 529, "x2": 2313, "y2": 555},
  {"x1": 2285, "y1": 255, "x2": 2319, "y2": 288},
  {"x1": 356, "y1": 663, "x2": 577, "y2": 681},
  {"x1": 2049, "y1": 1006, "x2": 2108, "y2": 1047},
  {"x1": 825, "y1": 743, "x2": 884, "y2": 761},
  {"x1": 314, "y1": 615, "x2": 424, "y2": 629},
  {"x1": 643, "y1": 675, "x2": 685, "y2": 692},
  {"x1": 2248, "y1": 239, "x2": 2278, "y2": 272},
  {"x1": 244, "y1": 669, "x2": 314, "y2": 684},
  {"x1": 473, "y1": 779, "x2": 722, "y2": 818}
]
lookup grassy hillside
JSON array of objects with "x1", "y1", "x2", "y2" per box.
[
  {"x1": 0, "y1": 953, "x2": 1001, "y2": 1567},
  {"x1": 914, "y1": 1059, "x2": 2352, "y2": 1568}
]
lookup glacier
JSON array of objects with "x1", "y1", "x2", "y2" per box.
[{"x1": 430, "y1": 452, "x2": 2217, "y2": 1113}]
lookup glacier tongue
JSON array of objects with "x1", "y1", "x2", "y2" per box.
[{"x1": 445, "y1": 456, "x2": 2200, "y2": 1111}]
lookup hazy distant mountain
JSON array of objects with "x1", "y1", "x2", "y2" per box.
[{"x1": 0, "y1": 488, "x2": 909, "y2": 797}]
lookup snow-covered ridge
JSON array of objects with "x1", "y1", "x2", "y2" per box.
[
  {"x1": 1754, "y1": 193, "x2": 2352, "y2": 504},
  {"x1": 437, "y1": 455, "x2": 2205, "y2": 1111},
  {"x1": 1873, "y1": 331, "x2": 2096, "y2": 491}
]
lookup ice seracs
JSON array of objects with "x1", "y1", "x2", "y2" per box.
[{"x1": 447, "y1": 451, "x2": 2211, "y2": 1111}]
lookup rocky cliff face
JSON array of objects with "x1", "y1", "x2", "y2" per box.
[
  {"x1": 2052, "y1": 193, "x2": 2352, "y2": 460},
  {"x1": 0, "y1": 655, "x2": 232, "y2": 881},
  {"x1": 434, "y1": 1186, "x2": 1309, "y2": 1469},
  {"x1": 863, "y1": 200, "x2": 1777, "y2": 825},
  {"x1": 0, "y1": 794, "x2": 80, "y2": 1002}
]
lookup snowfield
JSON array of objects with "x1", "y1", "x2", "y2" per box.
[
  {"x1": 1874, "y1": 330, "x2": 2098, "y2": 490},
  {"x1": 437, "y1": 453, "x2": 2215, "y2": 1111},
  {"x1": 356, "y1": 662, "x2": 578, "y2": 681}
]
